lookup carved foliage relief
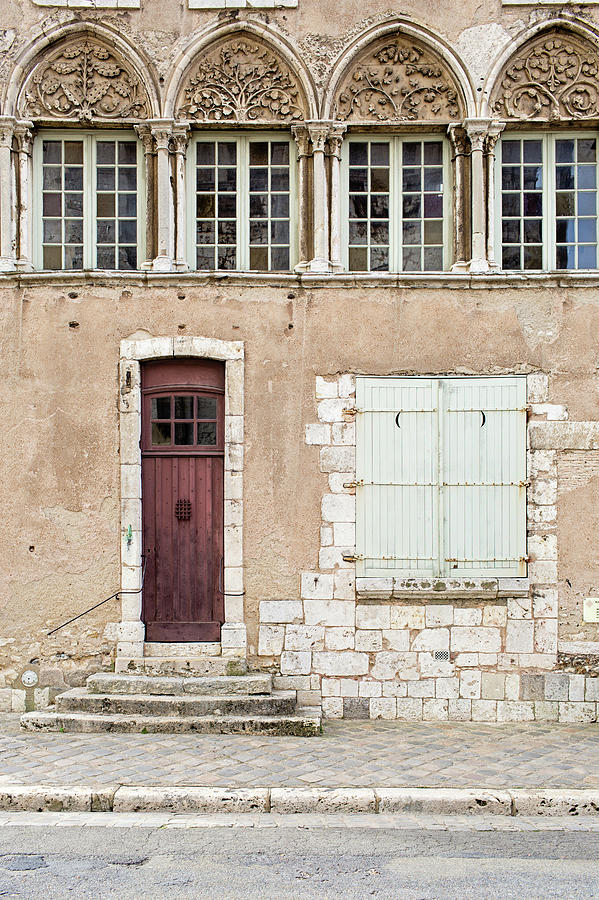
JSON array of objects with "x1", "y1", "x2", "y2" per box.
[
  {"x1": 334, "y1": 36, "x2": 463, "y2": 122},
  {"x1": 19, "y1": 39, "x2": 150, "y2": 121},
  {"x1": 177, "y1": 38, "x2": 307, "y2": 123},
  {"x1": 491, "y1": 30, "x2": 599, "y2": 121}
]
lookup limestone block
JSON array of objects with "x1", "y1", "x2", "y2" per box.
[
  {"x1": 321, "y1": 525, "x2": 333, "y2": 546},
  {"x1": 259, "y1": 600, "x2": 303, "y2": 624},
  {"x1": 569, "y1": 674, "x2": 585, "y2": 702},
  {"x1": 544, "y1": 673, "x2": 569, "y2": 701},
  {"x1": 224, "y1": 525, "x2": 243, "y2": 567},
  {"x1": 273, "y1": 675, "x2": 311, "y2": 691},
  {"x1": 528, "y1": 534, "x2": 557, "y2": 561},
  {"x1": 558, "y1": 702, "x2": 597, "y2": 723},
  {"x1": 382, "y1": 629, "x2": 410, "y2": 651},
  {"x1": 370, "y1": 697, "x2": 396, "y2": 719},
  {"x1": 481, "y1": 672, "x2": 505, "y2": 700},
  {"x1": 528, "y1": 560, "x2": 558, "y2": 583},
  {"x1": 338, "y1": 374, "x2": 355, "y2": 398},
  {"x1": 418, "y1": 652, "x2": 454, "y2": 678},
  {"x1": 304, "y1": 600, "x2": 355, "y2": 627},
  {"x1": 355, "y1": 630, "x2": 382, "y2": 652},
  {"x1": 332, "y1": 423, "x2": 355, "y2": 445},
  {"x1": 315, "y1": 377, "x2": 338, "y2": 399},
  {"x1": 497, "y1": 701, "x2": 534, "y2": 722},
  {"x1": 527, "y1": 372, "x2": 548, "y2": 403},
  {"x1": 301, "y1": 573, "x2": 334, "y2": 600},
  {"x1": 319, "y1": 547, "x2": 353, "y2": 570},
  {"x1": 359, "y1": 681, "x2": 382, "y2": 698},
  {"x1": 459, "y1": 670, "x2": 482, "y2": 699},
  {"x1": 328, "y1": 473, "x2": 354, "y2": 493},
  {"x1": 320, "y1": 446, "x2": 356, "y2": 473},
  {"x1": 225, "y1": 590, "x2": 244, "y2": 623},
  {"x1": 343, "y1": 698, "x2": 369, "y2": 718},
  {"x1": 448, "y1": 699, "x2": 472, "y2": 721},
  {"x1": 285, "y1": 626, "x2": 325, "y2": 651},
  {"x1": 382, "y1": 681, "x2": 408, "y2": 697},
  {"x1": 334, "y1": 570, "x2": 355, "y2": 600},
  {"x1": 585, "y1": 678, "x2": 599, "y2": 701},
  {"x1": 339, "y1": 679, "x2": 359, "y2": 697},
  {"x1": 305, "y1": 423, "x2": 331, "y2": 445},
  {"x1": 436, "y1": 677, "x2": 459, "y2": 699},
  {"x1": 505, "y1": 673, "x2": 520, "y2": 701},
  {"x1": 258, "y1": 625, "x2": 284, "y2": 656},
  {"x1": 280, "y1": 651, "x2": 312, "y2": 675},
  {"x1": 482, "y1": 605, "x2": 507, "y2": 627},
  {"x1": 520, "y1": 674, "x2": 545, "y2": 701},
  {"x1": 356, "y1": 577, "x2": 393, "y2": 599},
  {"x1": 533, "y1": 589, "x2": 558, "y2": 619},
  {"x1": 221, "y1": 624, "x2": 246, "y2": 650},
  {"x1": 534, "y1": 701, "x2": 559, "y2": 721},
  {"x1": 478, "y1": 653, "x2": 498, "y2": 667},
  {"x1": 224, "y1": 359, "x2": 244, "y2": 416},
  {"x1": 451, "y1": 627, "x2": 501, "y2": 653},
  {"x1": 356, "y1": 605, "x2": 390, "y2": 629},
  {"x1": 454, "y1": 653, "x2": 478, "y2": 667},
  {"x1": 370, "y1": 651, "x2": 419, "y2": 681},
  {"x1": 322, "y1": 697, "x2": 343, "y2": 718},
  {"x1": 225, "y1": 416, "x2": 244, "y2": 444},
  {"x1": 534, "y1": 619, "x2": 558, "y2": 654},
  {"x1": 224, "y1": 499, "x2": 243, "y2": 527},
  {"x1": 390, "y1": 606, "x2": 425, "y2": 629},
  {"x1": 296, "y1": 690, "x2": 322, "y2": 706},
  {"x1": 321, "y1": 677, "x2": 341, "y2": 696},
  {"x1": 505, "y1": 620, "x2": 534, "y2": 654},
  {"x1": 334, "y1": 523, "x2": 355, "y2": 547},
  {"x1": 120, "y1": 464, "x2": 141, "y2": 500},
  {"x1": 471, "y1": 700, "x2": 497, "y2": 721},
  {"x1": 426, "y1": 605, "x2": 453, "y2": 627},
  {"x1": 507, "y1": 597, "x2": 532, "y2": 619},
  {"x1": 411, "y1": 628, "x2": 449, "y2": 652},
  {"x1": 408, "y1": 680, "x2": 435, "y2": 698},
  {"x1": 318, "y1": 398, "x2": 351, "y2": 423},
  {"x1": 528, "y1": 505, "x2": 556, "y2": 526},
  {"x1": 312, "y1": 651, "x2": 369, "y2": 676},
  {"x1": 453, "y1": 608, "x2": 482, "y2": 626},
  {"x1": 530, "y1": 403, "x2": 567, "y2": 421},
  {"x1": 11, "y1": 691, "x2": 26, "y2": 712},
  {"x1": 117, "y1": 621, "x2": 145, "y2": 642},
  {"x1": 396, "y1": 698, "x2": 423, "y2": 720},
  {"x1": 321, "y1": 493, "x2": 355, "y2": 523},
  {"x1": 527, "y1": 449, "x2": 556, "y2": 477},
  {"x1": 528, "y1": 478, "x2": 557, "y2": 506},
  {"x1": 324, "y1": 627, "x2": 354, "y2": 650},
  {"x1": 0, "y1": 689, "x2": 11, "y2": 711},
  {"x1": 423, "y1": 699, "x2": 449, "y2": 720},
  {"x1": 225, "y1": 470, "x2": 243, "y2": 501},
  {"x1": 225, "y1": 443, "x2": 243, "y2": 472}
]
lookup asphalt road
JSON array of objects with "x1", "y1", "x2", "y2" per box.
[{"x1": 1, "y1": 818, "x2": 599, "y2": 898}]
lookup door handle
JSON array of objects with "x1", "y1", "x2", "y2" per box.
[{"x1": 218, "y1": 556, "x2": 224, "y2": 594}]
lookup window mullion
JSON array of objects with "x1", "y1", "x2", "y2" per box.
[
  {"x1": 86, "y1": 135, "x2": 95, "y2": 271},
  {"x1": 391, "y1": 137, "x2": 399, "y2": 273},
  {"x1": 435, "y1": 379, "x2": 444, "y2": 578},
  {"x1": 546, "y1": 134, "x2": 553, "y2": 272},
  {"x1": 238, "y1": 137, "x2": 248, "y2": 271}
]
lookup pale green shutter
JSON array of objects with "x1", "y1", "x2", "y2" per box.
[
  {"x1": 356, "y1": 377, "x2": 438, "y2": 577},
  {"x1": 441, "y1": 376, "x2": 527, "y2": 577},
  {"x1": 356, "y1": 376, "x2": 527, "y2": 578}
]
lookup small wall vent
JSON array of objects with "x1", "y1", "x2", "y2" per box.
[{"x1": 434, "y1": 650, "x2": 449, "y2": 661}]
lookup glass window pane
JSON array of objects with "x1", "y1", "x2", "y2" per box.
[
  {"x1": 97, "y1": 194, "x2": 115, "y2": 217},
  {"x1": 197, "y1": 246, "x2": 215, "y2": 269},
  {"x1": 523, "y1": 166, "x2": 542, "y2": 190},
  {"x1": 250, "y1": 220, "x2": 268, "y2": 244},
  {"x1": 556, "y1": 192, "x2": 575, "y2": 216},
  {"x1": 97, "y1": 168, "x2": 115, "y2": 191},
  {"x1": 64, "y1": 245, "x2": 83, "y2": 269},
  {"x1": 349, "y1": 143, "x2": 368, "y2": 166},
  {"x1": 250, "y1": 169, "x2": 268, "y2": 191},
  {"x1": 556, "y1": 140, "x2": 575, "y2": 163},
  {"x1": 271, "y1": 142, "x2": 289, "y2": 165},
  {"x1": 97, "y1": 220, "x2": 116, "y2": 244},
  {"x1": 502, "y1": 167, "x2": 520, "y2": 191},
  {"x1": 523, "y1": 141, "x2": 542, "y2": 163},
  {"x1": 578, "y1": 139, "x2": 596, "y2": 163},
  {"x1": 523, "y1": 193, "x2": 542, "y2": 216},
  {"x1": 556, "y1": 166, "x2": 575, "y2": 190},
  {"x1": 175, "y1": 423, "x2": 194, "y2": 445},
  {"x1": 197, "y1": 142, "x2": 215, "y2": 165},
  {"x1": 423, "y1": 246, "x2": 443, "y2": 270},
  {"x1": 217, "y1": 246, "x2": 236, "y2": 270},
  {"x1": 197, "y1": 397, "x2": 217, "y2": 419},
  {"x1": 502, "y1": 246, "x2": 520, "y2": 269},
  {"x1": 556, "y1": 219, "x2": 575, "y2": 243},
  {"x1": 370, "y1": 195, "x2": 389, "y2": 218},
  {"x1": 250, "y1": 246, "x2": 268, "y2": 270},
  {"x1": 403, "y1": 169, "x2": 421, "y2": 192},
  {"x1": 371, "y1": 143, "x2": 390, "y2": 166},
  {"x1": 523, "y1": 219, "x2": 542, "y2": 244},
  {"x1": 349, "y1": 195, "x2": 368, "y2": 218},
  {"x1": 403, "y1": 195, "x2": 421, "y2": 218},
  {"x1": 349, "y1": 169, "x2": 368, "y2": 192},
  {"x1": 43, "y1": 193, "x2": 61, "y2": 216},
  {"x1": 43, "y1": 220, "x2": 62, "y2": 243},
  {"x1": 271, "y1": 194, "x2": 289, "y2": 217},
  {"x1": 578, "y1": 192, "x2": 596, "y2": 216},
  {"x1": 197, "y1": 423, "x2": 217, "y2": 445},
  {"x1": 502, "y1": 220, "x2": 520, "y2": 243},
  {"x1": 152, "y1": 422, "x2": 171, "y2": 446},
  {"x1": 403, "y1": 143, "x2": 421, "y2": 165},
  {"x1": 218, "y1": 143, "x2": 236, "y2": 165},
  {"x1": 402, "y1": 221, "x2": 421, "y2": 245},
  {"x1": 118, "y1": 168, "x2": 137, "y2": 192},
  {"x1": 96, "y1": 142, "x2": 115, "y2": 165},
  {"x1": 249, "y1": 195, "x2": 268, "y2": 218},
  {"x1": 556, "y1": 245, "x2": 575, "y2": 269},
  {"x1": 43, "y1": 245, "x2": 62, "y2": 269},
  {"x1": 249, "y1": 143, "x2": 268, "y2": 165},
  {"x1": 218, "y1": 221, "x2": 236, "y2": 244},
  {"x1": 271, "y1": 169, "x2": 289, "y2": 191},
  {"x1": 370, "y1": 221, "x2": 389, "y2": 245},
  {"x1": 423, "y1": 142, "x2": 443, "y2": 165},
  {"x1": 271, "y1": 220, "x2": 289, "y2": 244},
  {"x1": 218, "y1": 168, "x2": 236, "y2": 191},
  {"x1": 371, "y1": 168, "x2": 389, "y2": 191},
  {"x1": 43, "y1": 167, "x2": 61, "y2": 190},
  {"x1": 65, "y1": 193, "x2": 83, "y2": 216},
  {"x1": 349, "y1": 246, "x2": 368, "y2": 271},
  {"x1": 118, "y1": 246, "x2": 137, "y2": 270},
  {"x1": 271, "y1": 247, "x2": 290, "y2": 271},
  {"x1": 370, "y1": 247, "x2": 389, "y2": 271},
  {"x1": 423, "y1": 168, "x2": 443, "y2": 192},
  {"x1": 218, "y1": 195, "x2": 236, "y2": 217},
  {"x1": 65, "y1": 219, "x2": 83, "y2": 243},
  {"x1": 118, "y1": 194, "x2": 137, "y2": 217},
  {"x1": 578, "y1": 166, "x2": 596, "y2": 190},
  {"x1": 502, "y1": 141, "x2": 521, "y2": 163},
  {"x1": 197, "y1": 195, "x2": 215, "y2": 218},
  {"x1": 578, "y1": 218, "x2": 596, "y2": 243},
  {"x1": 197, "y1": 168, "x2": 215, "y2": 191},
  {"x1": 349, "y1": 221, "x2": 368, "y2": 245},
  {"x1": 403, "y1": 247, "x2": 421, "y2": 271},
  {"x1": 97, "y1": 246, "x2": 115, "y2": 269},
  {"x1": 502, "y1": 194, "x2": 520, "y2": 216},
  {"x1": 423, "y1": 194, "x2": 443, "y2": 218},
  {"x1": 151, "y1": 397, "x2": 171, "y2": 418},
  {"x1": 118, "y1": 142, "x2": 137, "y2": 165},
  {"x1": 423, "y1": 219, "x2": 443, "y2": 245},
  {"x1": 65, "y1": 142, "x2": 83, "y2": 165},
  {"x1": 579, "y1": 245, "x2": 597, "y2": 268},
  {"x1": 523, "y1": 245, "x2": 542, "y2": 269},
  {"x1": 118, "y1": 220, "x2": 137, "y2": 244},
  {"x1": 197, "y1": 221, "x2": 215, "y2": 244},
  {"x1": 43, "y1": 141, "x2": 61, "y2": 164}
]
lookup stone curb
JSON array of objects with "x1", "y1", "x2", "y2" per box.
[{"x1": 1, "y1": 785, "x2": 599, "y2": 816}]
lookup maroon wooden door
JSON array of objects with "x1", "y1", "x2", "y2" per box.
[{"x1": 141, "y1": 359, "x2": 225, "y2": 641}]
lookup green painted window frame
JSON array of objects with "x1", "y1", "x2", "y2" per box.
[{"x1": 32, "y1": 130, "x2": 145, "y2": 272}]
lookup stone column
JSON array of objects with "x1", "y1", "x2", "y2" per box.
[
  {"x1": 291, "y1": 125, "x2": 311, "y2": 272},
  {"x1": 447, "y1": 124, "x2": 469, "y2": 274},
  {"x1": 14, "y1": 121, "x2": 33, "y2": 272},
  {"x1": 135, "y1": 124, "x2": 156, "y2": 269},
  {"x1": 485, "y1": 121, "x2": 505, "y2": 272},
  {"x1": 150, "y1": 120, "x2": 175, "y2": 273},
  {"x1": 0, "y1": 117, "x2": 15, "y2": 273},
  {"x1": 307, "y1": 121, "x2": 332, "y2": 274},
  {"x1": 327, "y1": 124, "x2": 346, "y2": 273},
  {"x1": 172, "y1": 124, "x2": 190, "y2": 272},
  {"x1": 465, "y1": 119, "x2": 491, "y2": 274}
]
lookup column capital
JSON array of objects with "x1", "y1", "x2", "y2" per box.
[
  {"x1": 305, "y1": 120, "x2": 335, "y2": 154},
  {"x1": 149, "y1": 119, "x2": 175, "y2": 150},
  {"x1": 0, "y1": 116, "x2": 16, "y2": 150},
  {"x1": 463, "y1": 118, "x2": 493, "y2": 153},
  {"x1": 171, "y1": 123, "x2": 191, "y2": 155},
  {"x1": 291, "y1": 125, "x2": 311, "y2": 158},
  {"x1": 13, "y1": 121, "x2": 34, "y2": 155},
  {"x1": 134, "y1": 123, "x2": 155, "y2": 155},
  {"x1": 326, "y1": 124, "x2": 346, "y2": 159},
  {"x1": 447, "y1": 123, "x2": 469, "y2": 157},
  {"x1": 484, "y1": 120, "x2": 506, "y2": 155}
]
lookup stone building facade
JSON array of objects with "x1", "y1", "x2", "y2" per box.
[{"x1": 2, "y1": 0, "x2": 599, "y2": 721}]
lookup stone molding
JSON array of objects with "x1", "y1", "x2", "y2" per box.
[
  {"x1": 490, "y1": 28, "x2": 599, "y2": 121},
  {"x1": 118, "y1": 336, "x2": 246, "y2": 658}
]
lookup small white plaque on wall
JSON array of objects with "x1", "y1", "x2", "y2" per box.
[{"x1": 583, "y1": 597, "x2": 599, "y2": 623}]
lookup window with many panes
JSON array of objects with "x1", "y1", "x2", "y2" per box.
[
  {"x1": 33, "y1": 132, "x2": 142, "y2": 271},
  {"x1": 341, "y1": 136, "x2": 450, "y2": 273},
  {"x1": 497, "y1": 133, "x2": 598, "y2": 271},
  {"x1": 188, "y1": 134, "x2": 295, "y2": 272}
]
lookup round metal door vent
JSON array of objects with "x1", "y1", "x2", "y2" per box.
[{"x1": 175, "y1": 498, "x2": 192, "y2": 520}]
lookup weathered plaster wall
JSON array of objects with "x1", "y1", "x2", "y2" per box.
[{"x1": 2, "y1": 277, "x2": 599, "y2": 708}]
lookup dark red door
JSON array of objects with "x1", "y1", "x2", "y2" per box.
[{"x1": 141, "y1": 359, "x2": 225, "y2": 641}]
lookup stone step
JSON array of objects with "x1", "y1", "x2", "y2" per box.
[
  {"x1": 115, "y1": 657, "x2": 247, "y2": 677},
  {"x1": 20, "y1": 710, "x2": 321, "y2": 736},
  {"x1": 55, "y1": 688, "x2": 296, "y2": 717},
  {"x1": 143, "y1": 643, "x2": 221, "y2": 658},
  {"x1": 87, "y1": 673, "x2": 273, "y2": 697}
]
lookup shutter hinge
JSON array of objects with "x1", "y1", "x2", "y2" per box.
[
  {"x1": 519, "y1": 480, "x2": 529, "y2": 487},
  {"x1": 344, "y1": 407, "x2": 359, "y2": 418},
  {"x1": 343, "y1": 479, "x2": 363, "y2": 491},
  {"x1": 342, "y1": 553, "x2": 363, "y2": 563}
]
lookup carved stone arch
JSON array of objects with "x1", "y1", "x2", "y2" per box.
[
  {"x1": 9, "y1": 23, "x2": 159, "y2": 122},
  {"x1": 324, "y1": 21, "x2": 473, "y2": 124},
  {"x1": 167, "y1": 24, "x2": 317, "y2": 124},
  {"x1": 487, "y1": 23, "x2": 599, "y2": 122}
]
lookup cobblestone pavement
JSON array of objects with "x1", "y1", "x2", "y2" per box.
[{"x1": 1, "y1": 715, "x2": 598, "y2": 788}]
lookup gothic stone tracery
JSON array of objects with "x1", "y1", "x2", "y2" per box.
[
  {"x1": 19, "y1": 38, "x2": 151, "y2": 121},
  {"x1": 177, "y1": 38, "x2": 307, "y2": 123},
  {"x1": 491, "y1": 30, "x2": 599, "y2": 121},
  {"x1": 333, "y1": 36, "x2": 463, "y2": 123}
]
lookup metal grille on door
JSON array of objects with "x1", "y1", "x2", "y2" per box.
[{"x1": 175, "y1": 498, "x2": 192, "y2": 520}]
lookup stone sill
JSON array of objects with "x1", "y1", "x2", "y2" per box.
[
  {"x1": 4, "y1": 270, "x2": 599, "y2": 291},
  {"x1": 356, "y1": 577, "x2": 530, "y2": 602}
]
